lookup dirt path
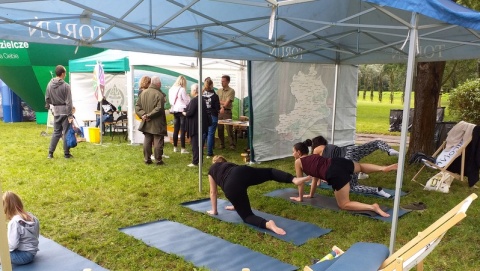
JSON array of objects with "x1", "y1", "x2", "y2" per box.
[{"x1": 355, "y1": 133, "x2": 408, "y2": 146}]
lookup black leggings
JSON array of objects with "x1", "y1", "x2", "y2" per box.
[{"x1": 223, "y1": 166, "x2": 294, "y2": 229}]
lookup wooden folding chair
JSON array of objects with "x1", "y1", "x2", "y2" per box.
[
  {"x1": 412, "y1": 122, "x2": 475, "y2": 183},
  {"x1": 303, "y1": 193, "x2": 477, "y2": 271},
  {"x1": 379, "y1": 193, "x2": 477, "y2": 271}
]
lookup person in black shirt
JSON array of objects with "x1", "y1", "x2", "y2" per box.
[
  {"x1": 207, "y1": 155, "x2": 311, "y2": 235},
  {"x1": 202, "y1": 78, "x2": 220, "y2": 157}
]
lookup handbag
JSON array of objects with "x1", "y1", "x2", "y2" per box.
[
  {"x1": 138, "y1": 120, "x2": 146, "y2": 132},
  {"x1": 66, "y1": 125, "x2": 77, "y2": 148},
  {"x1": 424, "y1": 172, "x2": 454, "y2": 193}
]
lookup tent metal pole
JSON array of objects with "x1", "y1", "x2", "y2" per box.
[
  {"x1": 247, "y1": 61, "x2": 254, "y2": 163},
  {"x1": 389, "y1": 12, "x2": 418, "y2": 254},
  {"x1": 330, "y1": 62, "x2": 339, "y2": 144},
  {"x1": 198, "y1": 29, "x2": 203, "y2": 193}
]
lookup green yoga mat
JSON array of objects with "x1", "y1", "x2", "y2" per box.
[{"x1": 265, "y1": 188, "x2": 410, "y2": 222}]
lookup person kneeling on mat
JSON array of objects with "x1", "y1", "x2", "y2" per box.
[
  {"x1": 291, "y1": 141, "x2": 398, "y2": 217},
  {"x1": 207, "y1": 155, "x2": 311, "y2": 235}
]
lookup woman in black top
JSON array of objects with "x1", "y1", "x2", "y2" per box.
[
  {"x1": 207, "y1": 155, "x2": 311, "y2": 235},
  {"x1": 202, "y1": 78, "x2": 220, "y2": 157}
]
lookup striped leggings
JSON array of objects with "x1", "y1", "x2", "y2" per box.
[{"x1": 344, "y1": 140, "x2": 391, "y2": 194}]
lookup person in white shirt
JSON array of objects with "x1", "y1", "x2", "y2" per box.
[{"x1": 168, "y1": 75, "x2": 190, "y2": 154}]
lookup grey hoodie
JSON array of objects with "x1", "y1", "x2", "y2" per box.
[
  {"x1": 45, "y1": 77, "x2": 72, "y2": 116},
  {"x1": 8, "y1": 213, "x2": 40, "y2": 255}
]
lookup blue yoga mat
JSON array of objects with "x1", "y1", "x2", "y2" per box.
[
  {"x1": 120, "y1": 219, "x2": 298, "y2": 271},
  {"x1": 14, "y1": 235, "x2": 108, "y2": 271},
  {"x1": 265, "y1": 188, "x2": 411, "y2": 223},
  {"x1": 181, "y1": 198, "x2": 331, "y2": 246},
  {"x1": 316, "y1": 182, "x2": 408, "y2": 198}
]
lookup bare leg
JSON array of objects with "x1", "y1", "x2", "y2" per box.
[
  {"x1": 266, "y1": 220, "x2": 286, "y2": 235},
  {"x1": 334, "y1": 183, "x2": 390, "y2": 217},
  {"x1": 353, "y1": 162, "x2": 398, "y2": 174}
]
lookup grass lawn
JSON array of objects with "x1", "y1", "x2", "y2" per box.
[
  {"x1": 356, "y1": 91, "x2": 454, "y2": 134},
  {"x1": 0, "y1": 96, "x2": 477, "y2": 270}
]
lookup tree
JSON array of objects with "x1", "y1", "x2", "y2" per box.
[
  {"x1": 408, "y1": 0, "x2": 479, "y2": 155},
  {"x1": 408, "y1": 62, "x2": 446, "y2": 155}
]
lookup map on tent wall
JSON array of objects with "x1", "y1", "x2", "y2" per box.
[{"x1": 251, "y1": 62, "x2": 357, "y2": 162}]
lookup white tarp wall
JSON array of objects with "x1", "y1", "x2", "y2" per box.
[
  {"x1": 251, "y1": 62, "x2": 357, "y2": 161},
  {"x1": 71, "y1": 72, "x2": 127, "y2": 127}
]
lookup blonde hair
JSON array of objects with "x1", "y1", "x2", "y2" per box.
[
  {"x1": 139, "y1": 75, "x2": 151, "y2": 90},
  {"x1": 202, "y1": 78, "x2": 213, "y2": 93},
  {"x1": 173, "y1": 75, "x2": 187, "y2": 88},
  {"x1": 3, "y1": 191, "x2": 30, "y2": 221},
  {"x1": 212, "y1": 155, "x2": 227, "y2": 163}
]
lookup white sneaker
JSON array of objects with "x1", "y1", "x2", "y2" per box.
[
  {"x1": 181, "y1": 149, "x2": 189, "y2": 154},
  {"x1": 187, "y1": 163, "x2": 198, "y2": 167},
  {"x1": 151, "y1": 155, "x2": 155, "y2": 160},
  {"x1": 376, "y1": 188, "x2": 392, "y2": 198},
  {"x1": 358, "y1": 172, "x2": 369, "y2": 180},
  {"x1": 162, "y1": 154, "x2": 170, "y2": 159},
  {"x1": 206, "y1": 156, "x2": 212, "y2": 159},
  {"x1": 173, "y1": 147, "x2": 179, "y2": 152}
]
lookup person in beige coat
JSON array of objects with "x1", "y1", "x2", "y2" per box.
[{"x1": 135, "y1": 76, "x2": 167, "y2": 165}]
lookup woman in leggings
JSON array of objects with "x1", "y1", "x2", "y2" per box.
[
  {"x1": 291, "y1": 141, "x2": 397, "y2": 217},
  {"x1": 207, "y1": 155, "x2": 311, "y2": 235},
  {"x1": 311, "y1": 135, "x2": 399, "y2": 197}
]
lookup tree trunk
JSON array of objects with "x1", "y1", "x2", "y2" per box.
[{"x1": 408, "y1": 61, "x2": 446, "y2": 156}]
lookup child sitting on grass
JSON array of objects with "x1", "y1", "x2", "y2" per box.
[{"x1": 3, "y1": 191, "x2": 40, "y2": 265}]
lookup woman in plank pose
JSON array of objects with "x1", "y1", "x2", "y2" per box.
[
  {"x1": 291, "y1": 141, "x2": 397, "y2": 217},
  {"x1": 207, "y1": 155, "x2": 311, "y2": 235}
]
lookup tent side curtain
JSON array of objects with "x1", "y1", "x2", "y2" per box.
[{"x1": 69, "y1": 51, "x2": 130, "y2": 73}]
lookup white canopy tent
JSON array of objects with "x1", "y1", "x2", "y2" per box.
[{"x1": 1, "y1": 0, "x2": 480, "y2": 261}]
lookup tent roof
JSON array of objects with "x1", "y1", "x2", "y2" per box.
[
  {"x1": 1, "y1": 0, "x2": 479, "y2": 64},
  {"x1": 69, "y1": 50, "x2": 130, "y2": 72}
]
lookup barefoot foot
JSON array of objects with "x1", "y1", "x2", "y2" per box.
[
  {"x1": 266, "y1": 220, "x2": 286, "y2": 235},
  {"x1": 292, "y1": 175, "x2": 312, "y2": 186},
  {"x1": 373, "y1": 203, "x2": 390, "y2": 217}
]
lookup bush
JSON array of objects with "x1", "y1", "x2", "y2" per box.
[{"x1": 448, "y1": 78, "x2": 480, "y2": 125}]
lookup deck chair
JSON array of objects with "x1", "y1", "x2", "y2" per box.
[
  {"x1": 411, "y1": 121, "x2": 475, "y2": 183},
  {"x1": 304, "y1": 193, "x2": 477, "y2": 271}
]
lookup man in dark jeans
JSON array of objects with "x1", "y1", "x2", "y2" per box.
[{"x1": 45, "y1": 65, "x2": 73, "y2": 159}]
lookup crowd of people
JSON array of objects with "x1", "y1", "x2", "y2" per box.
[{"x1": 135, "y1": 74, "x2": 236, "y2": 167}]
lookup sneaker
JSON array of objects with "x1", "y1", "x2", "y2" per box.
[
  {"x1": 151, "y1": 155, "x2": 155, "y2": 160},
  {"x1": 376, "y1": 188, "x2": 392, "y2": 198},
  {"x1": 64, "y1": 154, "x2": 73, "y2": 159},
  {"x1": 358, "y1": 172, "x2": 369, "y2": 179},
  {"x1": 145, "y1": 160, "x2": 153, "y2": 165},
  {"x1": 162, "y1": 154, "x2": 170, "y2": 159},
  {"x1": 187, "y1": 163, "x2": 198, "y2": 167},
  {"x1": 173, "y1": 147, "x2": 179, "y2": 152},
  {"x1": 47, "y1": 153, "x2": 54, "y2": 159},
  {"x1": 156, "y1": 161, "x2": 165, "y2": 166},
  {"x1": 206, "y1": 155, "x2": 212, "y2": 159},
  {"x1": 181, "y1": 149, "x2": 189, "y2": 154}
]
